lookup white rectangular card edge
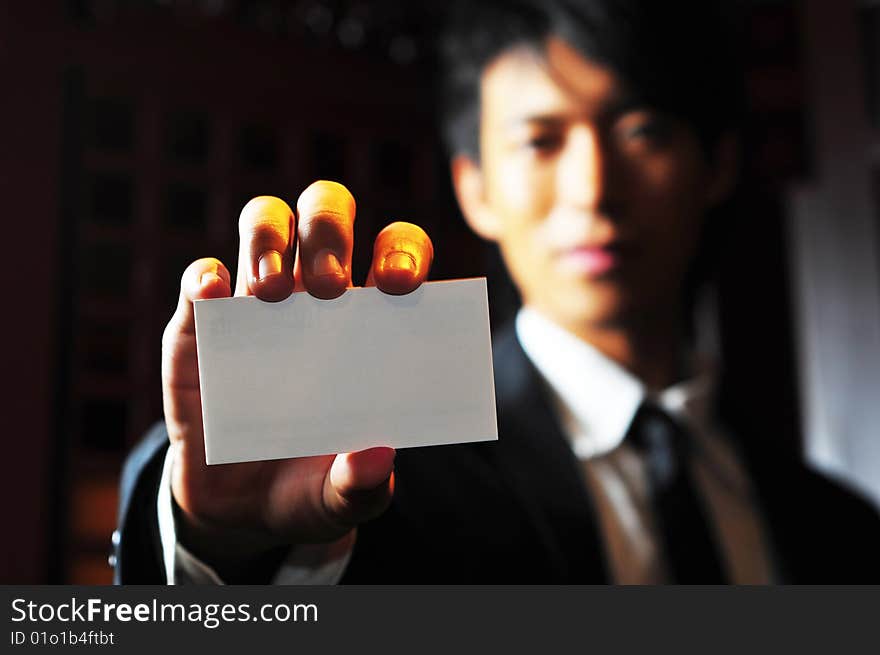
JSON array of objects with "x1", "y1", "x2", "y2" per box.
[
  {"x1": 205, "y1": 430, "x2": 499, "y2": 465},
  {"x1": 193, "y1": 277, "x2": 498, "y2": 465}
]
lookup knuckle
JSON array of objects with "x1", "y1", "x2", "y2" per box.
[
  {"x1": 317, "y1": 484, "x2": 353, "y2": 536},
  {"x1": 298, "y1": 209, "x2": 349, "y2": 240},
  {"x1": 325, "y1": 482, "x2": 391, "y2": 529},
  {"x1": 385, "y1": 220, "x2": 418, "y2": 233},
  {"x1": 181, "y1": 259, "x2": 201, "y2": 282},
  {"x1": 238, "y1": 196, "x2": 291, "y2": 236},
  {"x1": 380, "y1": 221, "x2": 430, "y2": 243},
  {"x1": 242, "y1": 222, "x2": 289, "y2": 259},
  {"x1": 303, "y1": 179, "x2": 354, "y2": 203},
  {"x1": 297, "y1": 181, "x2": 356, "y2": 221},
  {"x1": 247, "y1": 220, "x2": 284, "y2": 242},
  {"x1": 184, "y1": 257, "x2": 217, "y2": 279},
  {"x1": 181, "y1": 257, "x2": 224, "y2": 291}
]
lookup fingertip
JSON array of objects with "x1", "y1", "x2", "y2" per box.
[
  {"x1": 369, "y1": 222, "x2": 432, "y2": 295},
  {"x1": 375, "y1": 253, "x2": 422, "y2": 295},
  {"x1": 172, "y1": 259, "x2": 231, "y2": 336},
  {"x1": 331, "y1": 447, "x2": 396, "y2": 493},
  {"x1": 306, "y1": 276, "x2": 349, "y2": 300},
  {"x1": 297, "y1": 180, "x2": 356, "y2": 218},
  {"x1": 305, "y1": 248, "x2": 349, "y2": 299},
  {"x1": 297, "y1": 183, "x2": 355, "y2": 298},
  {"x1": 183, "y1": 258, "x2": 231, "y2": 302},
  {"x1": 198, "y1": 272, "x2": 231, "y2": 299},
  {"x1": 238, "y1": 196, "x2": 295, "y2": 300},
  {"x1": 251, "y1": 273, "x2": 295, "y2": 302},
  {"x1": 357, "y1": 446, "x2": 397, "y2": 472}
]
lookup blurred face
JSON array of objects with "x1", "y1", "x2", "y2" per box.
[{"x1": 456, "y1": 38, "x2": 731, "y2": 335}]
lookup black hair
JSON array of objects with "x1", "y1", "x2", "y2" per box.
[
  {"x1": 438, "y1": 0, "x2": 749, "y2": 340},
  {"x1": 439, "y1": 0, "x2": 746, "y2": 161}
]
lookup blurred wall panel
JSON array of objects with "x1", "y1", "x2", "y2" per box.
[
  {"x1": 2, "y1": 0, "x2": 482, "y2": 584},
  {"x1": 0, "y1": 3, "x2": 65, "y2": 584},
  {"x1": 787, "y1": 0, "x2": 880, "y2": 504}
]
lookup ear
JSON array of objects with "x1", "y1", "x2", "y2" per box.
[
  {"x1": 451, "y1": 154, "x2": 503, "y2": 242},
  {"x1": 704, "y1": 133, "x2": 740, "y2": 207}
]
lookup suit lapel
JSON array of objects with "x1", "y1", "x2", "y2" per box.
[{"x1": 486, "y1": 323, "x2": 610, "y2": 582}]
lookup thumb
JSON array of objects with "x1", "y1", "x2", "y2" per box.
[
  {"x1": 162, "y1": 257, "x2": 232, "y2": 437},
  {"x1": 321, "y1": 447, "x2": 396, "y2": 531}
]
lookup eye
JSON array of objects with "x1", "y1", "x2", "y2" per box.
[
  {"x1": 628, "y1": 120, "x2": 669, "y2": 140},
  {"x1": 616, "y1": 112, "x2": 672, "y2": 147},
  {"x1": 523, "y1": 132, "x2": 562, "y2": 153}
]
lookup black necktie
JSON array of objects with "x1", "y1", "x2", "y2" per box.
[{"x1": 625, "y1": 403, "x2": 726, "y2": 583}]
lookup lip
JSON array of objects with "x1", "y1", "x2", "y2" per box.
[{"x1": 556, "y1": 243, "x2": 625, "y2": 276}]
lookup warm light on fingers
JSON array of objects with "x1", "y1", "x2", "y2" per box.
[
  {"x1": 370, "y1": 221, "x2": 433, "y2": 294},
  {"x1": 330, "y1": 447, "x2": 396, "y2": 495},
  {"x1": 296, "y1": 180, "x2": 357, "y2": 220}
]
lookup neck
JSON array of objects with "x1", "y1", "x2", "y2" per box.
[{"x1": 535, "y1": 305, "x2": 688, "y2": 391}]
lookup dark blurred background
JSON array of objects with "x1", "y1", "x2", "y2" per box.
[{"x1": 1, "y1": 0, "x2": 878, "y2": 584}]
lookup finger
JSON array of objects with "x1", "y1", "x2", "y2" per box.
[
  {"x1": 162, "y1": 257, "x2": 232, "y2": 430},
  {"x1": 321, "y1": 447, "x2": 396, "y2": 529},
  {"x1": 365, "y1": 221, "x2": 433, "y2": 294},
  {"x1": 295, "y1": 180, "x2": 355, "y2": 299},
  {"x1": 235, "y1": 196, "x2": 295, "y2": 301}
]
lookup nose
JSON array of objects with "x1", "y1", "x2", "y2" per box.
[{"x1": 557, "y1": 125, "x2": 609, "y2": 212}]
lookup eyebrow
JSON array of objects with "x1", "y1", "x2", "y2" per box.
[
  {"x1": 503, "y1": 93, "x2": 654, "y2": 130},
  {"x1": 603, "y1": 93, "x2": 650, "y2": 118},
  {"x1": 504, "y1": 114, "x2": 568, "y2": 129}
]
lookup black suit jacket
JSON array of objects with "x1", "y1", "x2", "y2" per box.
[{"x1": 114, "y1": 324, "x2": 880, "y2": 583}]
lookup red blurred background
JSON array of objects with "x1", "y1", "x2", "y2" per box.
[{"x1": 1, "y1": 0, "x2": 878, "y2": 584}]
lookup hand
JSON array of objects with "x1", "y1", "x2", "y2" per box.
[{"x1": 161, "y1": 180, "x2": 433, "y2": 577}]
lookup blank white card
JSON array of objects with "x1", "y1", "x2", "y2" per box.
[{"x1": 194, "y1": 278, "x2": 498, "y2": 464}]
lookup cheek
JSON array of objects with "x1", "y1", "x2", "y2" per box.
[
  {"x1": 626, "y1": 153, "x2": 707, "y2": 248},
  {"x1": 488, "y1": 153, "x2": 557, "y2": 222},
  {"x1": 485, "y1": 157, "x2": 560, "y2": 291}
]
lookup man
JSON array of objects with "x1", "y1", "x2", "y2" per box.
[{"x1": 114, "y1": 0, "x2": 880, "y2": 584}]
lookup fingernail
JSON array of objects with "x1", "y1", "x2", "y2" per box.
[
  {"x1": 383, "y1": 251, "x2": 416, "y2": 273},
  {"x1": 200, "y1": 272, "x2": 222, "y2": 287},
  {"x1": 258, "y1": 250, "x2": 283, "y2": 281},
  {"x1": 313, "y1": 249, "x2": 343, "y2": 277}
]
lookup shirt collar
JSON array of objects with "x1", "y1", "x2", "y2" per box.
[{"x1": 514, "y1": 306, "x2": 715, "y2": 459}]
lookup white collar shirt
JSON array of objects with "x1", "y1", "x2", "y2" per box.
[{"x1": 515, "y1": 306, "x2": 777, "y2": 583}]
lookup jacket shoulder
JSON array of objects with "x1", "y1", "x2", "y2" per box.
[
  {"x1": 757, "y1": 456, "x2": 880, "y2": 582},
  {"x1": 113, "y1": 421, "x2": 171, "y2": 584}
]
